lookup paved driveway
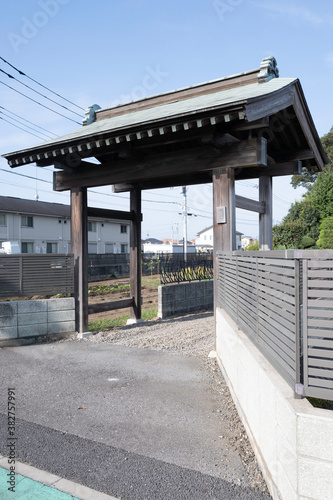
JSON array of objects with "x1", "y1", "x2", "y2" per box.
[{"x1": 0, "y1": 341, "x2": 269, "y2": 499}]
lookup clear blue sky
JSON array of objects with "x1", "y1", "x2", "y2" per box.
[{"x1": 1, "y1": 0, "x2": 332, "y2": 240}]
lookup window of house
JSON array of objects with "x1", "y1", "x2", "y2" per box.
[
  {"x1": 88, "y1": 243, "x2": 97, "y2": 254},
  {"x1": 21, "y1": 216, "x2": 33, "y2": 228},
  {"x1": 0, "y1": 214, "x2": 5, "y2": 226},
  {"x1": 22, "y1": 242, "x2": 34, "y2": 253},
  {"x1": 121, "y1": 244, "x2": 128, "y2": 253},
  {"x1": 105, "y1": 243, "x2": 114, "y2": 254},
  {"x1": 120, "y1": 225, "x2": 127, "y2": 234},
  {"x1": 88, "y1": 221, "x2": 97, "y2": 232},
  {"x1": 47, "y1": 242, "x2": 58, "y2": 254}
]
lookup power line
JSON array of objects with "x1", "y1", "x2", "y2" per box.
[
  {"x1": 0, "y1": 110, "x2": 55, "y2": 139},
  {"x1": 0, "y1": 168, "x2": 51, "y2": 183},
  {"x1": 0, "y1": 56, "x2": 85, "y2": 112},
  {"x1": 0, "y1": 105, "x2": 57, "y2": 137},
  {"x1": 0, "y1": 68, "x2": 83, "y2": 118},
  {"x1": 0, "y1": 80, "x2": 81, "y2": 125},
  {"x1": 0, "y1": 116, "x2": 48, "y2": 141}
]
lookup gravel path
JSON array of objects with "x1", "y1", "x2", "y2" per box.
[{"x1": 83, "y1": 311, "x2": 271, "y2": 496}]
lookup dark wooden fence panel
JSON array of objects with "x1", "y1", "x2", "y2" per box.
[{"x1": 0, "y1": 254, "x2": 74, "y2": 297}]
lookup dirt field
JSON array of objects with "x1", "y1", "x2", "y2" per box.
[
  {"x1": 0, "y1": 274, "x2": 160, "y2": 324},
  {"x1": 87, "y1": 274, "x2": 159, "y2": 322}
]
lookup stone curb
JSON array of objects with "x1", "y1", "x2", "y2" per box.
[{"x1": 0, "y1": 455, "x2": 119, "y2": 500}]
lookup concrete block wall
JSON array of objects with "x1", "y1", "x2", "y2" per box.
[
  {"x1": 216, "y1": 307, "x2": 333, "y2": 500},
  {"x1": 158, "y1": 280, "x2": 213, "y2": 318},
  {"x1": 0, "y1": 298, "x2": 75, "y2": 343}
]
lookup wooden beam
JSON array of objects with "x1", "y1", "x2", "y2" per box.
[
  {"x1": 129, "y1": 189, "x2": 142, "y2": 321},
  {"x1": 259, "y1": 176, "x2": 272, "y2": 250},
  {"x1": 71, "y1": 187, "x2": 88, "y2": 333},
  {"x1": 113, "y1": 161, "x2": 301, "y2": 192},
  {"x1": 235, "y1": 160, "x2": 302, "y2": 180},
  {"x1": 88, "y1": 298, "x2": 134, "y2": 315},
  {"x1": 87, "y1": 207, "x2": 133, "y2": 221},
  {"x1": 53, "y1": 139, "x2": 267, "y2": 191},
  {"x1": 232, "y1": 117, "x2": 270, "y2": 131},
  {"x1": 113, "y1": 173, "x2": 212, "y2": 192},
  {"x1": 272, "y1": 150, "x2": 314, "y2": 162},
  {"x1": 235, "y1": 195, "x2": 266, "y2": 214},
  {"x1": 113, "y1": 160, "x2": 301, "y2": 192},
  {"x1": 113, "y1": 160, "x2": 302, "y2": 192}
]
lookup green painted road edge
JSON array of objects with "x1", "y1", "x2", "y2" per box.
[{"x1": 0, "y1": 455, "x2": 119, "y2": 500}]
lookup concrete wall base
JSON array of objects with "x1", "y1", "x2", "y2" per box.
[
  {"x1": 216, "y1": 307, "x2": 333, "y2": 500},
  {"x1": 158, "y1": 280, "x2": 213, "y2": 318},
  {"x1": 0, "y1": 298, "x2": 76, "y2": 346}
]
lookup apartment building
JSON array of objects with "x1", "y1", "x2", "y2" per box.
[{"x1": 0, "y1": 196, "x2": 130, "y2": 254}]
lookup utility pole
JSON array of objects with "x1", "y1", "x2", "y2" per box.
[{"x1": 181, "y1": 186, "x2": 188, "y2": 262}]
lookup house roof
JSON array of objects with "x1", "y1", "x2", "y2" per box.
[
  {"x1": 143, "y1": 238, "x2": 163, "y2": 244},
  {"x1": 197, "y1": 225, "x2": 242, "y2": 236},
  {"x1": 4, "y1": 78, "x2": 295, "y2": 162},
  {"x1": 0, "y1": 196, "x2": 71, "y2": 217},
  {"x1": 0, "y1": 196, "x2": 130, "y2": 223},
  {"x1": 2, "y1": 57, "x2": 328, "y2": 180}
]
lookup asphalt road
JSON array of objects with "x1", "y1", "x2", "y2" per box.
[{"x1": 0, "y1": 341, "x2": 269, "y2": 499}]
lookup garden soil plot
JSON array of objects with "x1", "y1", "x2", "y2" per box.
[{"x1": 88, "y1": 274, "x2": 159, "y2": 323}]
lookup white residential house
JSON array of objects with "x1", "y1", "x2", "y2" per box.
[
  {"x1": 142, "y1": 238, "x2": 195, "y2": 255},
  {"x1": 196, "y1": 225, "x2": 243, "y2": 252},
  {"x1": 241, "y1": 236, "x2": 258, "y2": 250},
  {"x1": 0, "y1": 196, "x2": 130, "y2": 254}
]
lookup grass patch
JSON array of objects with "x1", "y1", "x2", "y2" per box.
[
  {"x1": 88, "y1": 306, "x2": 158, "y2": 333},
  {"x1": 307, "y1": 397, "x2": 333, "y2": 410},
  {"x1": 141, "y1": 277, "x2": 160, "y2": 288},
  {"x1": 88, "y1": 283, "x2": 130, "y2": 296}
]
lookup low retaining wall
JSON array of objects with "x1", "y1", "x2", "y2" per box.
[
  {"x1": 0, "y1": 298, "x2": 76, "y2": 345},
  {"x1": 158, "y1": 280, "x2": 213, "y2": 318},
  {"x1": 216, "y1": 307, "x2": 333, "y2": 500}
]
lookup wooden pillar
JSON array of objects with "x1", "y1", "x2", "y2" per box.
[
  {"x1": 213, "y1": 167, "x2": 236, "y2": 253},
  {"x1": 212, "y1": 168, "x2": 236, "y2": 347},
  {"x1": 71, "y1": 187, "x2": 88, "y2": 333},
  {"x1": 129, "y1": 188, "x2": 142, "y2": 322},
  {"x1": 259, "y1": 176, "x2": 273, "y2": 250}
]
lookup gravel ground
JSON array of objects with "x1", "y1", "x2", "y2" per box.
[{"x1": 83, "y1": 311, "x2": 271, "y2": 496}]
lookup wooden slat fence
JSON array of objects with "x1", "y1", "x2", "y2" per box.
[
  {"x1": 218, "y1": 252, "x2": 299, "y2": 388},
  {"x1": 0, "y1": 254, "x2": 74, "y2": 297},
  {"x1": 303, "y1": 259, "x2": 333, "y2": 400},
  {"x1": 217, "y1": 250, "x2": 333, "y2": 401}
]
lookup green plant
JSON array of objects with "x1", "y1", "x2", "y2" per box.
[
  {"x1": 307, "y1": 397, "x2": 333, "y2": 410},
  {"x1": 87, "y1": 283, "x2": 130, "y2": 295},
  {"x1": 88, "y1": 306, "x2": 158, "y2": 332},
  {"x1": 245, "y1": 241, "x2": 259, "y2": 251},
  {"x1": 317, "y1": 216, "x2": 333, "y2": 249}
]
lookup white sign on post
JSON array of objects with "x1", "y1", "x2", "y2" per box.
[{"x1": 216, "y1": 206, "x2": 227, "y2": 224}]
